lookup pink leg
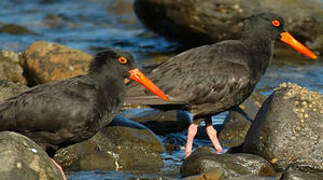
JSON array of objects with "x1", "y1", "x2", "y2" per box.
[
  {"x1": 206, "y1": 124, "x2": 223, "y2": 153},
  {"x1": 51, "y1": 159, "x2": 67, "y2": 180},
  {"x1": 185, "y1": 123, "x2": 199, "y2": 158}
]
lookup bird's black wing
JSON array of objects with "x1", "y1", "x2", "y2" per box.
[
  {"x1": 125, "y1": 40, "x2": 252, "y2": 112},
  {"x1": 0, "y1": 76, "x2": 98, "y2": 134}
]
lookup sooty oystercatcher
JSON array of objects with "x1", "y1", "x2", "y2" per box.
[
  {"x1": 125, "y1": 12, "x2": 317, "y2": 157},
  {"x1": 0, "y1": 49, "x2": 168, "y2": 179}
]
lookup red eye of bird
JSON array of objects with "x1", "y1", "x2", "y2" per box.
[
  {"x1": 118, "y1": 57, "x2": 128, "y2": 64},
  {"x1": 272, "y1": 20, "x2": 280, "y2": 27}
]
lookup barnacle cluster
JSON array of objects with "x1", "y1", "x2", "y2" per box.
[{"x1": 276, "y1": 82, "x2": 323, "y2": 132}]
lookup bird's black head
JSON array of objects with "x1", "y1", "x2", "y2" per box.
[
  {"x1": 242, "y1": 12, "x2": 285, "y2": 41},
  {"x1": 89, "y1": 49, "x2": 168, "y2": 101},
  {"x1": 89, "y1": 49, "x2": 137, "y2": 78},
  {"x1": 242, "y1": 12, "x2": 317, "y2": 59}
]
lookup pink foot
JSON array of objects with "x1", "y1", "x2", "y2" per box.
[
  {"x1": 185, "y1": 123, "x2": 199, "y2": 158},
  {"x1": 51, "y1": 159, "x2": 67, "y2": 180},
  {"x1": 206, "y1": 125, "x2": 223, "y2": 153}
]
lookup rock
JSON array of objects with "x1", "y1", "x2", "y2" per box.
[
  {"x1": 180, "y1": 146, "x2": 276, "y2": 178},
  {"x1": 0, "y1": 50, "x2": 26, "y2": 84},
  {"x1": 107, "y1": 0, "x2": 135, "y2": 16},
  {"x1": 0, "y1": 24, "x2": 38, "y2": 35},
  {"x1": 0, "y1": 131, "x2": 64, "y2": 180},
  {"x1": 163, "y1": 133, "x2": 187, "y2": 153},
  {"x1": 70, "y1": 152, "x2": 116, "y2": 171},
  {"x1": 22, "y1": 41, "x2": 92, "y2": 85},
  {"x1": 68, "y1": 170, "x2": 179, "y2": 180},
  {"x1": 134, "y1": 0, "x2": 323, "y2": 53},
  {"x1": 121, "y1": 108, "x2": 192, "y2": 134},
  {"x1": 243, "y1": 82, "x2": 323, "y2": 171},
  {"x1": 308, "y1": 34, "x2": 323, "y2": 53},
  {"x1": 54, "y1": 115, "x2": 164, "y2": 173},
  {"x1": 42, "y1": 14, "x2": 74, "y2": 29},
  {"x1": 281, "y1": 163, "x2": 323, "y2": 180},
  {"x1": 229, "y1": 175, "x2": 278, "y2": 180},
  {"x1": 219, "y1": 93, "x2": 265, "y2": 148},
  {"x1": 182, "y1": 168, "x2": 224, "y2": 180},
  {"x1": 0, "y1": 80, "x2": 28, "y2": 102}
]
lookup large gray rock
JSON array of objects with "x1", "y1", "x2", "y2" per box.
[
  {"x1": 244, "y1": 82, "x2": 323, "y2": 171},
  {"x1": 180, "y1": 146, "x2": 276, "y2": 178},
  {"x1": 0, "y1": 131, "x2": 64, "y2": 180},
  {"x1": 54, "y1": 115, "x2": 165, "y2": 173},
  {"x1": 134, "y1": 0, "x2": 323, "y2": 54}
]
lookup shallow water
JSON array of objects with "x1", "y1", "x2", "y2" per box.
[{"x1": 0, "y1": 0, "x2": 322, "y2": 179}]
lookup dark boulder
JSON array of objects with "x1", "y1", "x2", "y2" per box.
[
  {"x1": 0, "y1": 131, "x2": 64, "y2": 180},
  {"x1": 244, "y1": 82, "x2": 323, "y2": 171},
  {"x1": 180, "y1": 146, "x2": 276, "y2": 178}
]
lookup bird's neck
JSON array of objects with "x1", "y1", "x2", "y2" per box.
[
  {"x1": 241, "y1": 32, "x2": 275, "y2": 83},
  {"x1": 89, "y1": 69, "x2": 126, "y2": 104}
]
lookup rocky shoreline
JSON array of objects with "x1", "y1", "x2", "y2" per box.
[{"x1": 0, "y1": 41, "x2": 322, "y2": 179}]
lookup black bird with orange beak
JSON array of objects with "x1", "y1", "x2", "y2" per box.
[
  {"x1": 125, "y1": 13, "x2": 317, "y2": 157},
  {"x1": 0, "y1": 49, "x2": 168, "y2": 179}
]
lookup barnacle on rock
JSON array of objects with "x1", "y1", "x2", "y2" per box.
[{"x1": 277, "y1": 82, "x2": 323, "y2": 120}]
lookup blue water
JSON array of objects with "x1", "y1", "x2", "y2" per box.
[
  {"x1": 0, "y1": 0, "x2": 178, "y2": 63},
  {"x1": 0, "y1": 0, "x2": 322, "y2": 179}
]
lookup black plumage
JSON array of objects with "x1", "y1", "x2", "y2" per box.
[{"x1": 0, "y1": 49, "x2": 156, "y2": 153}]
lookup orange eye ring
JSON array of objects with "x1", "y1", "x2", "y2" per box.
[
  {"x1": 272, "y1": 20, "x2": 280, "y2": 27},
  {"x1": 118, "y1": 57, "x2": 128, "y2": 64}
]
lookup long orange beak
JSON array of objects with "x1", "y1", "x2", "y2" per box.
[
  {"x1": 129, "y1": 68, "x2": 168, "y2": 101},
  {"x1": 280, "y1": 32, "x2": 317, "y2": 59}
]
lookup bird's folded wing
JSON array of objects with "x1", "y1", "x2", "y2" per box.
[
  {"x1": 125, "y1": 41, "x2": 251, "y2": 106},
  {"x1": 0, "y1": 77, "x2": 97, "y2": 132}
]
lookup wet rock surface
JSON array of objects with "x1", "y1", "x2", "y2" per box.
[
  {"x1": 244, "y1": 82, "x2": 323, "y2": 171},
  {"x1": 67, "y1": 170, "x2": 179, "y2": 180},
  {"x1": 22, "y1": 41, "x2": 92, "y2": 85},
  {"x1": 0, "y1": 131, "x2": 64, "y2": 180},
  {"x1": 219, "y1": 93, "x2": 265, "y2": 148},
  {"x1": 54, "y1": 115, "x2": 164, "y2": 173},
  {"x1": 180, "y1": 146, "x2": 276, "y2": 178},
  {"x1": 0, "y1": 0, "x2": 321, "y2": 179},
  {"x1": 182, "y1": 169, "x2": 224, "y2": 180},
  {"x1": 121, "y1": 108, "x2": 192, "y2": 134},
  {"x1": 281, "y1": 163, "x2": 323, "y2": 180},
  {"x1": 134, "y1": 0, "x2": 323, "y2": 53},
  {"x1": 0, "y1": 50, "x2": 26, "y2": 84},
  {"x1": 229, "y1": 175, "x2": 278, "y2": 180},
  {"x1": 0, "y1": 80, "x2": 28, "y2": 102}
]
